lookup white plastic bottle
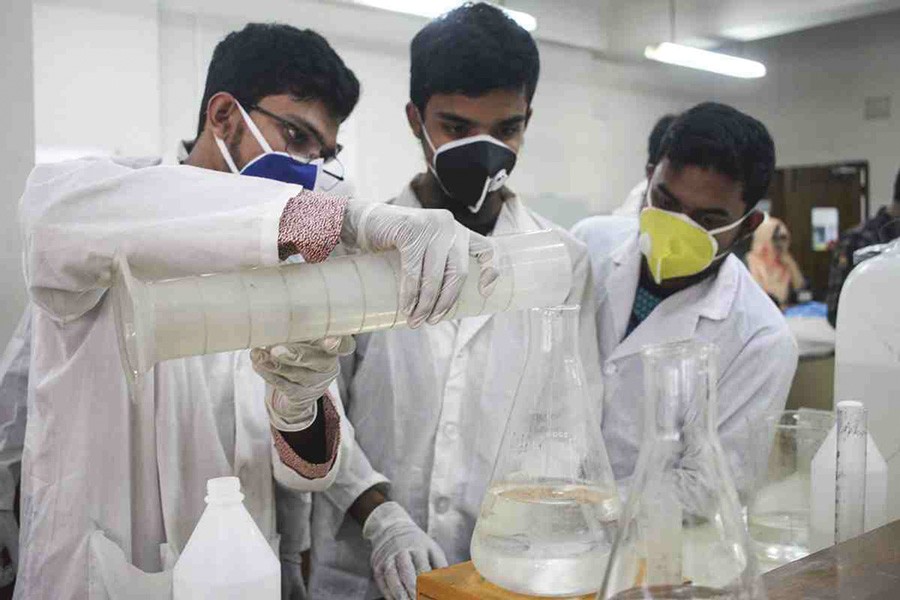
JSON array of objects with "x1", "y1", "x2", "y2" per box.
[{"x1": 173, "y1": 477, "x2": 280, "y2": 599}]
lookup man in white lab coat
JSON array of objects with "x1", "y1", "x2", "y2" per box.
[
  {"x1": 307, "y1": 5, "x2": 602, "y2": 599},
  {"x1": 15, "y1": 24, "x2": 496, "y2": 600},
  {"x1": 573, "y1": 103, "x2": 799, "y2": 497}
]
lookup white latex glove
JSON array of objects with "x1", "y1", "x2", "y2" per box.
[
  {"x1": 250, "y1": 337, "x2": 355, "y2": 431},
  {"x1": 341, "y1": 200, "x2": 499, "y2": 328},
  {"x1": 362, "y1": 501, "x2": 448, "y2": 600}
]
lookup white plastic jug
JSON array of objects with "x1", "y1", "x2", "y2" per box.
[{"x1": 173, "y1": 477, "x2": 280, "y2": 599}]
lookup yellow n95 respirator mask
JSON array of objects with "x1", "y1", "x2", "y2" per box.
[{"x1": 638, "y1": 202, "x2": 752, "y2": 284}]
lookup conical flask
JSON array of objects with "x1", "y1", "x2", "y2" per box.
[
  {"x1": 599, "y1": 341, "x2": 765, "y2": 600},
  {"x1": 471, "y1": 305, "x2": 620, "y2": 597}
]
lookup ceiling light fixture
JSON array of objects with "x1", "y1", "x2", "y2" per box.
[
  {"x1": 350, "y1": 1, "x2": 537, "y2": 32},
  {"x1": 645, "y1": 0, "x2": 765, "y2": 79},
  {"x1": 645, "y1": 42, "x2": 766, "y2": 78}
]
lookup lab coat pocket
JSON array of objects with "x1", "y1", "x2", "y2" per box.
[{"x1": 88, "y1": 530, "x2": 172, "y2": 600}]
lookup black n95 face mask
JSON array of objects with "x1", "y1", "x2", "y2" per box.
[{"x1": 420, "y1": 120, "x2": 518, "y2": 214}]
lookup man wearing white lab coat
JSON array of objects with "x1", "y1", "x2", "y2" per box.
[
  {"x1": 573, "y1": 103, "x2": 799, "y2": 497},
  {"x1": 15, "y1": 24, "x2": 495, "y2": 600},
  {"x1": 308, "y1": 6, "x2": 602, "y2": 599}
]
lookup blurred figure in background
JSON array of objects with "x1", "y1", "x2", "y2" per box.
[
  {"x1": 613, "y1": 113, "x2": 678, "y2": 217},
  {"x1": 747, "y1": 216, "x2": 806, "y2": 309},
  {"x1": 826, "y1": 167, "x2": 900, "y2": 326}
]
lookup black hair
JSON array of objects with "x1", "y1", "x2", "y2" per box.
[
  {"x1": 648, "y1": 114, "x2": 678, "y2": 165},
  {"x1": 658, "y1": 102, "x2": 775, "y2": 208},
  {"x1": 893, "y1": 167, "x2": 900, "y2": 202},
  {"x1": 410, "y1": 2, "x2": 540, "y2": 114},
  {"x1": 197, "y1": 23, "x2": 360, "y2": 136}
]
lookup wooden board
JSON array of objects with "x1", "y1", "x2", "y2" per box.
[{"x1": 417, "y1": 562, "x2": 595, "y2": 600}]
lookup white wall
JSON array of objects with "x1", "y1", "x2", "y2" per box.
[
  {"x1": 713, "y1": 11, "x2": 900, "y2": 213},
  {"x1": 33, "y1": 1, "x2": 161, "y2": 161},
  {"x1": 0, "y1": 0, "x2": 35, "y2": 344}
]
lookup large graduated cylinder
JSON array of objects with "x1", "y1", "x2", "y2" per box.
[
  {"x1": 600, "y1": 341, "x2": 766, "y2": 600},
  {"x1": 111, "y1": 230, "x2": 571, "y2": 383},
  {"x1": 471, "y1": 306, "x2": 619, "y2": 597}
]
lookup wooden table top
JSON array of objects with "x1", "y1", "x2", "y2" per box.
[{"x1": 762, "y1": 519, "x2": 900, "y2": 600}]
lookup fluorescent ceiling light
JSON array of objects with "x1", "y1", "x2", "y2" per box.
[
  {"x1": 351, "y1": 1, "x2": 537, "y2": 31},
  {"x1": 644, "y1": 42, "x2": 765, "y2": 79}
]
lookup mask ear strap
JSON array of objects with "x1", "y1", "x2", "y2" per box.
[
  {"x1": 416, "y1": 108, "x2": 438, "y2": 157},
  {"x1": 417, "y1": 108, "x2": 454, "y2": 197},
  {"x1": 468, "y1": 177, "x2": 492, "y2": 214},
  {"x1": 709, "y1": 209, "x2": 757, "y2": 236},
  {"x1": 235, "y1": 100, "x2": 274, "y2": 154},
  {"x1": 214, "y1": 135, "x2": 239, "y2": 174}
]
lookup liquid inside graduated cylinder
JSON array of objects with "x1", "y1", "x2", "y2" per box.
[
  {"x1": 608, "y1": 584, "x2": 736, "y2": 600},
  {"x1": 471, "y1": 481, "x2": 621, "y2": 597}
]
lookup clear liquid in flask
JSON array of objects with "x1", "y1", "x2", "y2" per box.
[{"x1": 470, "y1": 480, "x2": 620, "y2": 597}]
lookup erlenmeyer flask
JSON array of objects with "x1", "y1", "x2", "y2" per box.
[
  {"x1": 599, "y1": 341, "x2": 765, "y2": 600},
  {"x1": 471, "y1": 306, "x2": 620, "y2": 597}
]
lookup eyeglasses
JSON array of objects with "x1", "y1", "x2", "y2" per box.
[
  {"x1": 249, "y1": 104, "x2": 347, "y2": 191},
  {"x1": 249, "y1": 104, "x2": 344, "y2": 164}
]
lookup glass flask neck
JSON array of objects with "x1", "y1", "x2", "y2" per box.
[
  {"x1": 641, "y1": 341, "x2": 717, "y2": 442},
  {"x1": 527, "y1": 305, "x2": 580, "y2": 362}
]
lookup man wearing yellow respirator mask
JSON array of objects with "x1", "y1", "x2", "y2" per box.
[{"x1": 573, "y1": 102, "x2": 798, "y2": 501}]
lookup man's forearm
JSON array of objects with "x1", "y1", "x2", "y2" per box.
[
  {"x1": 272, "y1": 396, "x2": 341, "y2": 480},
  {"x1": 349, "y1": 485, "x2": 388, "y2": 526}
]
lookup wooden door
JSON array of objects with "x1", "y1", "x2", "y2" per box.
[{"x1": 766, "y1": 162, "x2": 868, "y2": 299}]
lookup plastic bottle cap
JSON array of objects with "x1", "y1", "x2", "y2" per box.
[
  {"x1": 206, "y1": 476, "x2": 243, "y2": 502},
  {"x1": 837, "y1": 400, "x2": 864, "y2": 409}
]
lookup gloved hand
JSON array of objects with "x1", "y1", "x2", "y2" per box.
[
  {"x1": 341, "y1": 200, "x2": 499, "y2": 328},
  {"x1": 250, "y1": 337, "x2": 355, "y2": 431},
  {"x1": 362, "y1": 501, "x2": 448, "y2": 600}
]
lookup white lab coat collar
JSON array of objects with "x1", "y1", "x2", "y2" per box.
[
  {"x1": 391, "y1": 181, "x2": 541, "y2": 351},
  {"x1": 604, "y1": 234, "x2": 740, "y2": 363}
]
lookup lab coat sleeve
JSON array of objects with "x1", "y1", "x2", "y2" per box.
[
  {"x1": 691, "y1": 324, "x2": 798, "y2": 504},
  {"x1": 319, "y1": 342, "x2": 390, "y2": 536},
  {"x1": 19, "y1": 157, "x2": 338, "y2": 322},
  {"x1": 272, "y1": 391, "x2": 346, "y2": 493},
  {"x1": 0, "y1": 307, "x2": 31, "y2": 512}
]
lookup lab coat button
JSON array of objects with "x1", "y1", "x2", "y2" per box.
[
  {"x1": 604, "y1": 363, "x2": 618, "y2": 376},
  {"x1": 443, "y1": 422, "x2": 458, "y2": 439},
  {"x1": 434, "y1": 497, "x2": 451, "y2": 514}
]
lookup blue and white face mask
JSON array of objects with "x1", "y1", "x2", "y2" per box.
[{"x1": 214, "y1": 100, "x2": 322, "y2": 190}]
